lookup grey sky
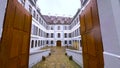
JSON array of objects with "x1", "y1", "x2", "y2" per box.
[{"x1": 37, "y1": 0, "x2": 81, "y2": 17}]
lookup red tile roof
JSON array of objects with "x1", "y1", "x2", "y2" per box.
[{"x1": 42, "y1": 15, "x2": 72, "y2": 25}]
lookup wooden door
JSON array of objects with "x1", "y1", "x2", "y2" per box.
[
  {"x1": 0, "y1": 0, "x2": 32, "y2": 68},
  {"x1": 80, "y1": 0, "x2": 104, "y2": 68},
  {"x1": 57, "y1": 41, "x2": 61, "y2": 47}
]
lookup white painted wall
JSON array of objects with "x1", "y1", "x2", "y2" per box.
[
  {"x1": 66, "y1": 49, "x2": 83, "y2": 67},
  {"x1": 29, "y1": 49, "x2": 50, "y2": 68},
  {"x1": 97, "y1": 0, "x2": 120, "y2": 68},
  {"x1": 111, "y1": 0, "x2": 120, "y2": 47},
  {"x1": 18, "y1": 0, "x2": 81, "y2": 51},
  {"x1": 0, "y1": 0, "x2": 7, "y2": 39}
]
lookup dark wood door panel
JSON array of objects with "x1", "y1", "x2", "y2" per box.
[
  {"x1": 85, "y1": 7, "x2": 93, "y2": 31},
  {"x1": 80, "y1": 0, "x2": 104, "y2": 68},
  {"x1": 19, "y1": 54, "x2": 28, "y2": 67},
  {"x1": 14, "y1": 8, "x2": 25, "y2": 30},
  {"x1": 57, "y1": 41, "x2": 61, "y2": 47},
  {"x1": 82, "y1": 34, "x2": 88, "y2": 53},
  {"x1": 0, "y1": 0, "x2": 32, "y2": 68},
  {"x1": 10, "y1": 29, "x2": 23, "y2": 58},
  {"x1": 86, "y1": 31, "x2": 96, "y2": 57},
  {"x1": 80, "y1": 15, "x2": 86, "y2": 34},
  {"x1": 22, "y1": 33, "x2": 30, "y2": 54},
  {"x1": 5, "y1": 58, "x2": 18, "y2": 68}
]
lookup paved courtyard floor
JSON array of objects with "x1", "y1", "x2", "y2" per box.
[{"x1": 32, "y1": 47, "x2": 81, "y2": 68}]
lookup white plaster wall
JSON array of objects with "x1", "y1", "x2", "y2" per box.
[
  {"x1": 97, "y1": 0, "x2": 120, "y2": 68},
  {"x1": 97, "y1": 0, "x2": 120, "y2": 54},
  {"x1": 103, "y1": 52, "x2": 120, "y2": 68},
  {"x1": 111, "y1": 0, "x2": 120, "y2": 47},
  {"x1": 0, "y1": 0, "x2": 7, "y2": 39},
  {"x1": 29, "y1": 49, "x2": 50, "y2": 68},
  {"x1": 66, "y1": 49, "x2": 83, "y2": 67}
]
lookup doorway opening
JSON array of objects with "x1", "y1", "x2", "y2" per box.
[{"x1": 56, "y1": 40, "x2": 61, "y2": 47}]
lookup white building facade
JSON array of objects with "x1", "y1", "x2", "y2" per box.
[{"x1": 18, "y1": 0, "x2": 81, "y2": 52}]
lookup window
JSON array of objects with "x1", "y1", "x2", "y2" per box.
[
  {"x1": 34, "y1": 26, "x2": 38, "y2": 35},
  {"x1": 43, "y1": 41, "x2": 44, "y2": 45},
  {"x1": 58, "y1": 26, "x2": 60, "y2": 30},
  {"x1": 80, "y1": 40, "x2": 82, "y2": 47},
  {"x1": 65, "y1": 40, "x2": 67, "y2": 44},
  {"x1": 69, "y1": 40, "x2": 71, "y2": 44},
  {"x1": 46, "y1": 26, "x2": 49, "y2": 30},
  {"x1": 46, "y1": 33, "x2": 49, "y2": 38},
  {"x1": 64, "y1": 26, "x2": 67, "y2": 30},
  {"x1": 77, "y1": 28, "x2": 80, "y2": 36},
  {"x1": 31, "y1": 40, "x2": 34, "y2": 48},
  {"x1": 41, "y1": 30, "x2": 43, "y2": 37},
  {"x1": 33, "y1": 10, "x2": 36, "y2": 18},
  {"x1": 35, "y1": 40, "x2": 37, "y2": 47},
  {"x1": 58, "y1": 33, "x2": 61, "y2": 38},
  {"x1": 46, "y1": 40, "x2": 49, "y2": 44},
  {"x1": 64, "y1": 33, "x2": 67, "y2": 38},
  {"x1": 69, "y1": 33, "x2": 71, "y2": 37},
  {"x1": 77, "y1": 18, "x2": 79, "y2": 23},
  {"x1": 38, "y1": 40, "x2": 40, "y2": 46},
  {"x1": 51, "y1": 41, "x2": 53, "y2": 44},
  {"x1": 33, "y1": 0, "x2": 37, "y2": 4},
  {"x1": 29, "y1": 5, "x2": 32, "y2": 14},
  {"x1": 72, "y1": 32, "x2": 73, "y2": 37},
  {"x1": 36, "y1": 14, "x2": 38, "y2": 21},
  {"x1": 43, "y1": 32, "x2": 45, "y2": 37},
  {"x1": 39, "y1": 18, "x2": 41, "y2": 23},
  {"x1": 40, "y1": 29, "x2": 42, "y2": 36},
  {"x1": 41, "y1": 40, "x2": 42, "y2": 45},
  {"x1": 31, "y1": 25, "x2": 34, "y2": 35},
  {"x1": 51, "y1": 26, "x2": 53, "y2": 30},
  {"x1": 41, "y1": 21, "x2": 43, "y2": 25},
  {"x1": 21, "y1": 0, "x2": 25, "y2": 6},
  {"x1": 69, "y1": 26, "x2": 71, "y2": 30},
  {"x1": 32, "y1": 25, "x2": 38, "y2": 35},
  {"x1": 39, "y1": 29, "x2": 40, "y2": 36},
  {"x1": 51, "y1": 33, "x2": 54, "y2": 38}
]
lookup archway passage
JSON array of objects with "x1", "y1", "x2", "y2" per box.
[
  {"x1": 80, "y1": 0, "x2": 104, "y2": 68},
  {"x1": 57, "y1": 40, "x2": 61, "y2": 47}
]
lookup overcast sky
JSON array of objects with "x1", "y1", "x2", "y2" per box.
[{"x1": 37, "y1": 0, "x2": 81, "y2": 17}]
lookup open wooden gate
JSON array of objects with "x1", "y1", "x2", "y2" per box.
[
  {"x1": 80, "y1": 0, "x2": 104, "y2": 68},
  {"x1": 0, "y1": 0, "x2": 32, "y2": 68}
]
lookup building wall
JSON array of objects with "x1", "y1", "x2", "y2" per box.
[
  {"x1": 0, "y1": 0, "x2": 7, "y2": 39},
  {"x1": 97, "y1": 0, "x2": 120, "y2": 68},
  {"x1": 18, "y1": 0, "x2": 49, "y2": 51},
  {"x1": 18, "y1": 0, "x2": 81, "y2": 51},
  {"x1": 70, "y1": 13, "x2": 81, "y2": 50}
]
